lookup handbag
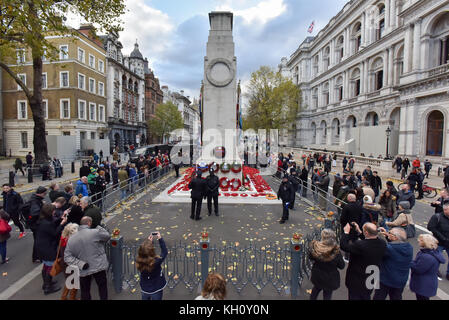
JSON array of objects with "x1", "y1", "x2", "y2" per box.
[
  {"x1": 0, "y1": 219, "x2": 12, "y2": 234},
  {"x1": 49, "y1": 239, "x2": 63, "y2": 277},
  {"x1": 402, "y1": 214, "x2": 416, "y2": 239}
]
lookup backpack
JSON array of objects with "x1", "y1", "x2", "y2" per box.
[
  {"x1": 0, "y1": 219, "x2": 11, "y2": 234},
  {"x1": 20, "y1": 201, "x2": 34, "y2": 229}
]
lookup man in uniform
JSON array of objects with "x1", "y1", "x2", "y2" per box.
[
  {"x1": 206, "y1": 168, "x2": 220, "y2": 217},
  {"x1": 277, "y1": 174, "x2": 295, "y2": 224},
  {"x1": 188, "y1": 171, "x2": 207, "y2": 221}
]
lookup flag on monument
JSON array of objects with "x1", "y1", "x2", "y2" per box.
[{"x1": 308, "y1": 21, "x2": 315, "y2": 33}]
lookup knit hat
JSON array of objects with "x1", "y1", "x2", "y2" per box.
[
  {"x1": 363, "y1": 195, "x2": 373, "y2": 204},
  {"x1": 36, "y1": 186, "x2": 47, "y2": 194},
  {"x1": 386, "y1": 181, "x2": 394, "y2": 187},
  {"x1": 90, "y1": 167, "x2": 97, "y2": 173},
  {"x1": 398, "y1": 201, "x2": 411, "y2": 210}
]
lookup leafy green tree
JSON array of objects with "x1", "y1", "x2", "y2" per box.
[
  {"x1": 0, "y1": 0, "x2": 125, "y2": 163},
  {"x1": 243, "y1": 66, "x2": 301, "y2": 131},
  {"x1": 148, "y1": 102, "x2": 184, "y2": 144}
]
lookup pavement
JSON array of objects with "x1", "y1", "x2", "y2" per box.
[{"x1": 4, "y1": 163, "x2": 449, "y2": 300}]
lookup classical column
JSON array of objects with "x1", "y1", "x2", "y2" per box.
[
  {"x1": 318, "y1": 50, "x2": 323, "y2": 73},
  {"x1": 385, "y1": 0, "x2": 391, "y2": 32},
  {"x1": 329, "y1": 77, "x2": 334, "y2": 103},
  {"x1": 361, "y1": 61, "x2": 367, "y2": 94},
  {"x1": 344, "y1": 70, "x2": 349, "y2": 100},
  {"x1": 345, "y1": 27, "x2": 350, "y2": 58},
  {"x1": 403, "y1": 24, "x2": 413, "y2": 73},
  {"x1": 383, "y1": 50, "x2": 389, "y2": 88},
  {"x1": 388, "y1": 47, "x2": 394, "y2": 86},
  {"x1": 405, "y1": 99, "x2": 418, "y2": 156},
  {"x1": 412, "y1": 19, "x2": 422, "y2": 71},
  {"x1": 330, "y1": 39, "x2": 335, "y2": 67},
  {"x1": 361, "y1": 12, "x2": 366, "y2": 48},
  {"x1": 397, "y1": 104, "x2": 407, "y2": 155},
  {"x1": 390, "y1": 0, "x2": 396, "y2": 29}
]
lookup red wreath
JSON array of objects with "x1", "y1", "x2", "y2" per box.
[
  {"x1": 220, "y1": 177, "x2": 230, "y2": 189},
  {"x1": 231, "y1": 162, "x2": 242, "y2": 173},
  {"x1": 231, "y1": 193, "x2": 239, "y2": 197},
  {"x1": 208, "y1": 162, "x2": 219, "y2": 173},
  {"x1": 240, "y1": 193, "x2": 248, "y2": 197},
  {"x1": 230, "y1": 178, "x2": 242, "y2": 191}
]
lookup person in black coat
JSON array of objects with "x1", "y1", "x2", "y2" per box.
[
  {"x1": 66, "y1": 196, "x2": 84, "y2": 225},
  {"x1": 288, "y1": 169, "x2": 300, "y2": 210},
  {"x1": 36, "y1": 203, "x2": 68, "y2": 295},
  {"x1": 205, "y1": 169, "x2": 220, "y2": 217},
  {"x1": 29, "y1": 187, "x2": 47, "y2": 263},
  {"x1": 371, "y1": 171, "x2": 382, "y2": 200},
  {"x1": 340, "y1": 222, "x2": 387, "y2": 300},
  {"x1": 309, "y1": 229, "x2": 345, "y2": 300},
  {"x1": 188, "y1": 172, "x2": 207, "y2": 221},
  {"x1": 79, "y1": 162, "x2": 90, "y2": 179},
  {"x1": 299, "y1": 166, "x2": 308, "y2": 197},
  {"x1": 2, "y1": 184, "x2": 25, "y2": 235},
  {"x1": 339, "y1": 193, "x2": 362, "y2": 239},
  {"x1": 277, "y1": 175, "x2": 294, "y2": 224},
  {"x1": 431, "y1": 189, "x2": 449, "y2": 214}
]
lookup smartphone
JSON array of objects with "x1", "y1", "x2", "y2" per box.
[{"x1": 151, "y1": 232, "x2": 158, "y2": 236}]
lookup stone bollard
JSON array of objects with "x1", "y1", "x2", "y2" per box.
[
  {"x1": 110, "y1": 229, "x2": 123, "y2": 294},
  {"x1": 290, "y1": 233, "x2": 302, "y2": 298},
  {"x1": 28, "y1": 168, "x2": 33, "y2": 183},
  {"x1": 9, "y1": 171, "x2": 15, "y2": 187},
  {"x1": 71, "y1": 162, "x2": 75, "y2": 174},
  {"x1": 200, "y1": 230, "x2": 210, "y2": 287}
]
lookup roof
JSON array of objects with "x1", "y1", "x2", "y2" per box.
[{"x1": 130, "y1": 41, "x2": 143, "y2": 59}]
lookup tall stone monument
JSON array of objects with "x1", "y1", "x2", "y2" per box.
[{"x1": 200, "y1": 12, "x2": 241, "y2": 171}]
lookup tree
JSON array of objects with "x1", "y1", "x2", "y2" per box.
[
  {"x1": 0, "y1": 0, "x2": 125, "y2": 164},
  {"x1": 243, "y1": 66, "x2": 301, "y2": 131},
  {"x1": 148, "y1": 102, "x2": 184, "y2": 144}
]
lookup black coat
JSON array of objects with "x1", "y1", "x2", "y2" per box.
[
  {"x1": 79, "y1": 165, "x2": 90, "y2": 178},
  {"x1": 288, "y1": 174, "x2": 300, "y2": 188},
  {"x1": 431, "y1": 197, "x2": 449, "y2": 214},
  {"x1": 2, "y1": 190, "x2": 21, "y2": 215},
  {"x1": 49, "y1": 190, "x2": 65, "y2": 203},
  {"x1": 428, "y1": 213, "x2": 449, "y2": 248},
  {"x1": 205, "y1": 175, "x2": 220, "y2": 196},
  {"x1": 188, "y1": 177, "x2": 207, "y2": 200},
  {"x1": 340, "y1": 234, "x2": 387, "y2": 294},
  {"x1": 317, "y1": 174, "x2": 330, "y2": 192},
  {"x1": 67, "y1": 204, "x2": 84, "y2": 225},
  {"x1": 340, "y1": 202, "x2": 362, "y2": 237},
  {"x1": 310, "y1": 243, "x2": 345, "y2": 291},
  {"x1": 300, "y1": 168, "x2": 308, "y2": 183},
  {"x1": 35, "y1": 217, "x2": 64, "y2": 261},
  {"x1": 29, "y1": 194, "x2": 44, "y2": 231},
  {"x1": 277, "y1": 181, "x2": 294, "y2": 202}
]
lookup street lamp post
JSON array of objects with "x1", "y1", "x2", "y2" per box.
[{"x1": 385, "y1": 126, "x2": 392, "y2": 159}]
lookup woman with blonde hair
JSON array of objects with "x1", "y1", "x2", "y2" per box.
[
  {"x1": 60, "y1": 223, "x2": 79, "y2": 300},
  {"x1": 195, "y1": 273, "x2": 227, "y2": 300},
  {"x1": 308, "y1": 228, "x2": 345, "y2": 300},
  {"x1": 67, "y1": 196, "x2": 84, "y2": 225},
  {"x1": 136, "y1": 232, "x2": 167, "y2": 300},
  {"x1": 410, "y1": 234, "x2": 446, "y2": 300}
]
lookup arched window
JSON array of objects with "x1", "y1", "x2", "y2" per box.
[
  {"x1": 312, "y1": 87, "x2": 318, "y2": 109},
  {"x1": 324, "y1": 46, "x2": 330, "y2": 70},
  {"x1": 353, "y1": 22, "x2": 362, "y2": 53},
  {"x1": 322, "y1": 82, "x2": 329, "y2": 106},
  {"x1": 371, "y1": 57, "x2": 384, "y2": 91},
  {"x1": 311, "y1": 122, "x2": 317, "y2": 144},
  {"x1": 351, "y1": 68, "x2": 361, "y2": 97},
  {"x1": 336, "y1": 35, "x2": 344, "y2": 63},
  {"x1": 426, "y1": 111, "x2": 444, "y2": 156},
  {"x1": 336, "y1": 76, "x2": 343, "y2": 101},
  {"x1": 429, "y1": 12, "x2": 449, "y2": 66}
]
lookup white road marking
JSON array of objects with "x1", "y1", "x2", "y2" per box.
[
  {"x1": 0, "y1": 264, "x2": 42, "y2": 300},
  {"x1": 437, "y1": 288, "x2": 449, "y2": 300}
]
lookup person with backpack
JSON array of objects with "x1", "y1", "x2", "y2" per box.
[
  {"x1": 386, "y1": 201, "x2": 415, "y2": 238},
  {"x1": 427, "y1": 204, "x2": 449, "y2": 280},
  {"x1": 28, "y1": 186, "x2": 47, "y2": 263},
  {"x1": 2, "y1": 183, "x2": 25, "y2": 239},
  {"x1": 14, "y1": 158, "x2": 25, "y2": 176},
  {"x1": 424, "y1": 160, "x2": 432, "y2": 179},
  {"x1": 0, "y1": 209, "x2": 12, "y2": 264}
]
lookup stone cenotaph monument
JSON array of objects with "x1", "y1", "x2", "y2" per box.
[{"x1": 198, "y1": 12, "x2": 243, "y2": 187}]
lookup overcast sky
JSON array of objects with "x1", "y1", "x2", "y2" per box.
[{"x1": 70, "y1": 0, "x2": 348, "y2": 102}]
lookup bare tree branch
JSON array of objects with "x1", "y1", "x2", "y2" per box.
[{"x1": 0, "y1": 60, "x2": 33, "y2": 100}]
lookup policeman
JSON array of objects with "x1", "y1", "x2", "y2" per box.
[
  {"x1": 188, "y1": 171, "x2": 207, "y2": 221},
  {"x1": 206, "y1": 168, "x2": 220, "y2": 217},
  {"x1": 277, "y1": 174, "x2": 295, "y2": 224}
]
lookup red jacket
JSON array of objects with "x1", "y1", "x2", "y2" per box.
[{"x1": 412, "y1": 159, "x2": 420, "y2": 168}]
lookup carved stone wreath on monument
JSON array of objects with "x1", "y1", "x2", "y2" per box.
[{"x1": 206, "y1": 58, "x2": 235, "y2": 88}]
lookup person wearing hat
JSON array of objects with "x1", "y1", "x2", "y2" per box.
[
  {"x1": 87, "y1": 167, "x2": 98, "y2": 197},
  {"x1": 288, "y1": 169, "x2": 300, "y2": 210},
  {"x1": 188, "y1": 172, "x2": 207, "y2": 221},
  {"x1": 277, "y1": 174, "x2": 295, "y2": 224},
  {"x1": 360, "y1": 195, "x2": 381, "y2": 227},
  {"x1": 386, "y1": 201, "x2": 414, "y2": 230},
  {"x1": 29, "y1": 186, "x2": 47, "y2": 263},
  {"x1": 205, "y1": 168, "x2": 220, "y2": 217}
]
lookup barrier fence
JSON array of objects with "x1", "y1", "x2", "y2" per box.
[{"x1": 104, "y1": 165, "x2": 343, "y2": 298}]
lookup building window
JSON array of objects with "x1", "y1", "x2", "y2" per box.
[
  {"x1": 375, "y1": 70, "x2": 384, "y2": 90},
  {"x1": 60, "y1": 99, "x2": 70, "y2": 119},
  {"x1": 440, "y1": 38, "x2": 449, "y2": 65},
  {"x1": 59, "y1": 45, "x2": 69, "y2": 60},
  {"x1": 78, "y1": 48, "x2": 85, "y2": 63},
  {"x1": 42, "y1": 47, "x2": 47, "y2": 61},
  {"x1": 338, "y1": 86, "x2": 343, "y2": 101},
  {"x1": 99, "y1": 60, "x2": 104, "y2": 73},
  {"x1": 427, "y1": 110, "x2": 444, "y2": 156},
  {"x1": 63, "y1": 132, "x2": 70, "y2": 136},
  {"x1": 91, "y1": 132, "x2": 96, "y2": 140},
  {"x1": 17, "y1": 101, "x2": 27, "y2": 119},
  {"x1": 89, "y1": 78, "x2": 95, "y2": 94},
  {"x1": 89, "y1": 54, "x2": 95, "y2": 69},
  {"x1": 89, "y1": 103, "x2": 96, "y2": 121},
  {"x1": 78, "y1": 73, "x2": 85, "y2": 90},
  {"x1": 21, "y1": 132, "x2": 28, "y2": 148},
  {"x1": 16, "y1": 49, "x2": 26, "y2": 64},
  {"x1": 80, "y1": 131, "x2": 86, "y2": 140},
  {"x1": 42, "y1": 100, "x2": 48, "y2": 119},
  {"x1": 99, "y1": 105, "x2": 105, "y2": 122},
  {"x1": 377, "y1": 19, "x2": 385, "y2": 40},
  {"x1": 355, "y1": 79, "x2": 361, "y2": 96},
  {"x1": 42, "y1": 73, "x2": 47, "y2": 89},
  {"x1": 98, "y1": 82, "x2": 104, "y2": 96},
  {"x1": 17, "y1": 74, "x2": 26, "y2": 90},
  {"x1": 78, "y1": 100, "x2": 86, "y2": 120},
  {"x1": 60, "y1": 71, "x2": 69, "y2": 88}
]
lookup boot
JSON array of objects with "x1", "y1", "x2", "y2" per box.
[
  {"x1": 41, "y1": 269, "x2": 57, "y2": 290},
  {"x1": 43, "y1": 273, "x2": 61, "y2": 295},
  {"x1": 61, "y1": 286, "x2": 70, "y2": 300},
  {"x1": 69, "y1": 289, "x2": 79, "y2": 300}
]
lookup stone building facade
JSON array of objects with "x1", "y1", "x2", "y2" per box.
[
  {"x1": 144, "y1": 61, "x2": 163, "y2": 144},
  {"x1": 102, "y1": 32, "x2": 147, "y2": 152},
  {"x1": 281, "y1": 0, "x2": 449, "y2": 162},
  {"x1": 2, "y1": 25, "x2": 108, "y2": 157}
]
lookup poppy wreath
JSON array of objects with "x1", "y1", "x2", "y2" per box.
[
  {"x1": 220, "y1": 162, "x2": 231, "y2": 173},
  {"x1": 220, "y1": 177, "x2": 230, "y2": 189},
  {"x1": 243, "y1": 176, "x2": 251, "y2": 187},
  {"x1": 230, "y1": 178, "x2": 241, "y2": 191},
  {"x1": 198, "y1": 162, "x2": 209, "y2": 173},
  {"x1": 209, "y1": 162, "x2": 219, "y2": 173},
  {"x1": 231, "y1": 162, "x2": 242, "y2": 173}
]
